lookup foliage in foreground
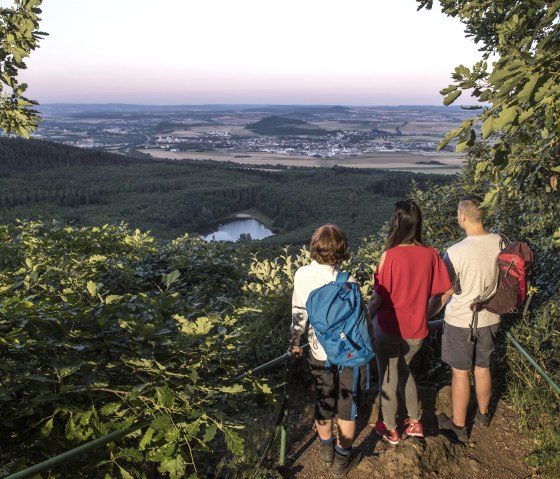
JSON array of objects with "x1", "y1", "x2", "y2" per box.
[
  {"x1": 0, "y1": 221, "x2": 275, "y2": 478},
  {"x1": 0, "y1": 172, "x2": 557, "y2": 477}
]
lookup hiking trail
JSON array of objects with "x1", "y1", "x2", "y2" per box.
[{"x1": 280, "y1": 385, "x2": 537, "y2": 479}]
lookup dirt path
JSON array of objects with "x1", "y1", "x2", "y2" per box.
[{"x1": 280, "y1": 385, "x2": 537, "y2": 479}]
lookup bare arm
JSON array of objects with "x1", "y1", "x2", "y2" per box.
[
  {"x1": 427, "y1": 251, "x2": 458, "y2": 320},
  {"x1": 427, "y1": 287, "x2": 455, "y2": 319},
  {"x1": 289, "y1": 270, "x2": 307, "y2": 357}
]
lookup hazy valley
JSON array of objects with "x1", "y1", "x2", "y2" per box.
[{"x1": 31, "y1": 104, "x2": 474, "y2": 174}]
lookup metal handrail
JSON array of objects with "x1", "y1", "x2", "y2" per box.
[
  {"x1": 2, "y1": 346, "x2": 309, "y2": 479},
  {"x1": 233, "y1": 343, "x2": 309, "y2": 382},
  {"x1": 3, "y1": 421, "x2": 150, "y2": 479},
  {"x1": 7, "y1": 322, "x2": 557, "y2": 479},
  {"x1": 504, "y1": 331, "x2": 559, "y2": 395}
]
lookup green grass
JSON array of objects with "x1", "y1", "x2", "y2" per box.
[{"x1": 504, "y1": 303, "x2": 560, "y2": 478}]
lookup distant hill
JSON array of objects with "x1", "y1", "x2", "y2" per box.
[{"x1": 246, "y1": 116, "x2": 331, "y2": 136}]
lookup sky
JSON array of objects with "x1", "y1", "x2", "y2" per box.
[{"x1": 5, "y1": 0, "x2": 484, "y2": 105}]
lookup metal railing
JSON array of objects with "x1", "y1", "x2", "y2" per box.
[
  {"x1": 504, "y1": 331, "x2": 559, "y2": 395},
  {"x1": 4, "y1": 323, "x2": 558, "y2": 479},
  {"x1": 2, "y1": 344, "x2": 309, "y2": 479},
  {"x1": 3, "y1": 421, "x2": 150, "y2": 479}
]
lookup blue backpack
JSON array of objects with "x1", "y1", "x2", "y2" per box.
[{"x1": 306, "y1": 272, "x2": 374, "y2": 369}]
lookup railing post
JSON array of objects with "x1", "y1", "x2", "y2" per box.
[
  {"x1": 279, "y1": 402, "x2": 288, "y2": 466},
  {"x1": 278, "y1": 344, "x2": 308, "y2": 467}
]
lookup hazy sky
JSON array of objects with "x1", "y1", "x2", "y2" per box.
[{"x1": 6, "y1": 0, "x2": 483, "y2": 105}]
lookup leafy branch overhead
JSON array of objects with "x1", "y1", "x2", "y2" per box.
[
  {"x1": 0, "y1": 0, "x2": 46, "y2": 137},
  {"x1": 418, "y1": 0, "x2": 559, "y2": 208}
]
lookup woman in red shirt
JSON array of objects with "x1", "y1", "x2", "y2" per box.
[{"x1": 368, "y1": 199, "x2": 452, "y2": 445}]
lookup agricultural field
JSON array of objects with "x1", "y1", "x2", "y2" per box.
[{"x1": 144, "y1": 148, "x2": 463, "y2": 174}]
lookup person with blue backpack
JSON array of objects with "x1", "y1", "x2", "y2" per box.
[
  {"x1": 368, "y1": 200, "x2": 453, "y2": 445},
  {"x1": 289, "y1": 224, "x2": 373, "y2": 479}
]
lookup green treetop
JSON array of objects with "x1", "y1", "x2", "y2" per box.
[
  {"x1": 0, "y1": 0, "x2": 46, "y2": 138},
  {"x1": 417, "y1": 0, "x2": 560, "y2": 208}
]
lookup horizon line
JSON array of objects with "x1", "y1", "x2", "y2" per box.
[{"x1": 39, "y1": 102, "x2": 469, "y2": 108}]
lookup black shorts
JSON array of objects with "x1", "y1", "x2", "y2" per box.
[
  {"x1": 309, "y1": 355, "x2": 370, "y2": 421},
  {"x1": 441, "y1": 322, "x2": 500, "y2": 370}
]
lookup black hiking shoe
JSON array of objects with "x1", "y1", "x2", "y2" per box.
[
  {"x1": 474, "y1": 410, "x2": 491, "y2": 428},
  {"x1": 438, "y1": 413, "x2": 469, "y2": 442},
  {"x1": 320, "y1": 441, "x2": 335, "y2": 467},
  {"x1": 332, "y1": 449, "x2": 362, "y2": 479}
]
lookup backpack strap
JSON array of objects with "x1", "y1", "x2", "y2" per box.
[
  {"x1": 351, "y1": 366, "x2": 360, "y2": 418},
  {"x1": 472, "y1": 272, "x2": 499, "y2": 307},
  {"x1": 498, "y1": 233, "x2": 510, "y2": 250},
  {"x1": 469, "y1": 233, "x2": 509, "y2": 340},
  {"x1": 335, "y1": 271, "x2": 350, "y2": 284},
  {"x1": 350, "y1": 363, "x2": 371, "y2": 419},
  {"x1": 469, "y1": 310, "x2": 479, "y2": 343},
  {"x1": 470, "y1": 233, "x2": 504, "y2": 311}
]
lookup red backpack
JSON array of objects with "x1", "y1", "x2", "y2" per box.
[{"x1": 470, "y1": 235, "x2": 534, "y2": 334}]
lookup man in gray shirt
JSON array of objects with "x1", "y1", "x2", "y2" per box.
[{"x1": 428, "y1": 195, "x2": 501, "y2": 442}]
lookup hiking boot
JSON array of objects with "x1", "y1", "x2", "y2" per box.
[
  {"x1": 404, "y1": 418, "x2": 424, "y2": 438},
  {"x1": 475, "y1": 410, "x2": 491, "y2": 428},
  {"x1": 320, "y1": 440, "x2": 335, "y2": 467},
  {"x1": 374, "y1": 419, "x2": 400, "y2": 445},
  {"x1": 438, "y1": 413, "x2": 469, "y2": 442},
  {"x1": 332, "y1": 449, "x2": 362, "y2": 479}
]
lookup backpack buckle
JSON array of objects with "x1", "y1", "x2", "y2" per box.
[{"x1": 340, "y1": 332, "x2": 346, "y2": 340}]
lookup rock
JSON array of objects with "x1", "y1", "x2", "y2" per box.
[
  {"x1": 357, "y1": 436, "x2": 462, "y2": 478},
  {"x1": 468, "y1": 458, "x2": 481, "y2": 472}
]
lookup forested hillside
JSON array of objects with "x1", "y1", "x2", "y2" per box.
[
  {"x1": 0, "y1": 138, "x2": 452, "y2": 244},
  {"x1": 245, "y1": 116, "x2": 331, "y2": 136}
]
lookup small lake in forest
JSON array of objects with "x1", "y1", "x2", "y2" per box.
[{"x1": 203, "y1": 218, "x2": 274, "y2": 242}]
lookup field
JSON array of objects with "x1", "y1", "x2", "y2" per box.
[{"x1": 143, "y1": 149, "x2": 463, "y2": 174}]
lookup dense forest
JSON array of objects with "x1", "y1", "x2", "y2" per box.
[{"x1": 0, "y1": 138, "x2": 452, "y2": 244}]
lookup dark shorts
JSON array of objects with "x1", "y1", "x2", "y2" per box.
[
  {"x1": 442, "y1": 322, "x2": 500, "y2": 370},
  {"x1": 309, "y1": 355, "x2": 369, "y2": 421}
]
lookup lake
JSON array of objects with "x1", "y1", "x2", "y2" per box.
[{"x1": 203, "y1": 218, "x2": 274, "y2": 242}]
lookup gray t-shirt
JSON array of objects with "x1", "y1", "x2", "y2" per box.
[{"x1": 444, "y1": 233, "x2": 502, "y2": 328}]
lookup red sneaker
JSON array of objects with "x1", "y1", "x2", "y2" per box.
[
  {"x1": 404, "y1": 419, "x2": 424, "y2": 438},
  {"x1": 375, "y1": 420, "x2": 400, "y2": 445}
]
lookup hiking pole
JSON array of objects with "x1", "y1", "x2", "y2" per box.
[{"x1": 278, "y1": 395, "x2": 288, "y2": 466}]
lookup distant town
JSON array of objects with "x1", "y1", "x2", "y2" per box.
[{"x1": 17, "y1": 104, "x2": 476, "y2": 171}]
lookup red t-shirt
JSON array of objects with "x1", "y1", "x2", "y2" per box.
[{"x1": 373, "y1": 245, "x2": 452, "y2": 339}]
